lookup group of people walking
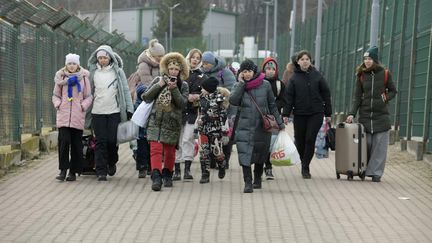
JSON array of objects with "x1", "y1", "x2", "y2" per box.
[{"x1": 53, "y1": 39, "x2": 396, "y2": 193}]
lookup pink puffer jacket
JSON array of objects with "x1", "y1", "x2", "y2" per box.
[{"x1": 52, "y1": 67, "x2": 93, "y2": 130}]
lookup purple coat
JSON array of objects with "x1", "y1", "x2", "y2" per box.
[{"x1": 52, "y1": 67, "x2": 93, "y2": 130}]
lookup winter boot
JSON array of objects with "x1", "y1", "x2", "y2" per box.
[
  {"x1": 56, "y1": 169, "x2": 67, "y2": 181},
  {"x1": 242, "y1": 166, "x2": 253, "y2": 193},
  {"x1": 151, "y1": 169, "x2": 162, "y2": 191},
  {"x1": 183, "y1": 160, "x2": 193, "y2": 180},
  {"x1": 66, "y1": 171, "x2": 76, "y2": 181},
  {"x1": 218, "y1": 160, "x2": 226, "y2": 179},
  {"x1": 200, "y1": 170, "x2": 210, "y2": 184},
  {"x1": 138, "y1": 170, "x2": 146, "y2": 178},
  {"x1": 162, "y1": 168, "x2": 173, "y2": 187},
  {"x1": 301, "y1": 163, "x2": 311, "y2": 179},
  {"x1": 265, "y1": 168, "x2": 275, "y2": 180},
  {"x1": 253, "y1": 164, "x2": 263, "y2": 189},
  {"x1": 172, "y1": 163, "x2": 181, "y2": 181}
]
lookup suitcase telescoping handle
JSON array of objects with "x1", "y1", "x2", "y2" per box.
[{"x1": 357, "y1": 124, "x2": 363, "y2": 176}]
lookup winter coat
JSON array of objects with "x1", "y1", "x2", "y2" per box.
[
  {"x1": 229, "y1": 74, "x2": 284, "y2": 166},
  {"x1": 137, "y1": 50, "x2": 160, "y2": 86},
  {"x1": 348, "y1": 65, "x2": 397, "y2": 133},
  {"x1": 142, "y1": 52, "x2": 190, "y2": 145},
  {"x1": 198, "y1": 88, "x2": 229, "y2": 136},
  {"x1": 184, "y1": 68, "x2": 207, "y2": 124},
  {"x1": 52, "y1": 67, "x2": 92, "y2": 130},
  {"x1": 86, "y1": 45, "x2": 134, "y2": 128},
  {"x1": 283, "y1": 64, "x2": 332, "y2": 117}
]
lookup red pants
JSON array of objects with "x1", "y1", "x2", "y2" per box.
[{"x1": 150, "y1": 142, "x2": 176, "y2": 173}]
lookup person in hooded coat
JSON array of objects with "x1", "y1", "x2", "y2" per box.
[
  {"x1": 230, "y1": 59, "x2": 285, "y2": 193},
  {"x1": 142, "y1": 52, "x2": 189, "y2": 191},
  {"x1": 346, "y1": 46, "x2": 397, "y2": 182},
  {"x1": 86, "y1": 45, "x2": 134, "y2": 181}
]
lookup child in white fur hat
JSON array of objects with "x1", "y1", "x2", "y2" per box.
[{"x1": 52, "y1": 53, "x2": 92, "y2": 181}]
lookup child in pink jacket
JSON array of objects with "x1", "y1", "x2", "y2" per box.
[{"x1": 52, "y1": 53, "x2": 93, "y2": 181}]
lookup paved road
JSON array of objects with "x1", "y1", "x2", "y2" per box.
[{"x1": 1, "y1": 129, "x2": 431, "y2": 242}]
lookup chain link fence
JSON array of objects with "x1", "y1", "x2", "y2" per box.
[{"x1": 0, "y1": 0, "x2": 144, "y2": 146}]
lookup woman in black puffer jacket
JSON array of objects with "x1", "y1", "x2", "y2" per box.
[{"x1": 283, "y1": 50, "x2": 332, "y2": 179}]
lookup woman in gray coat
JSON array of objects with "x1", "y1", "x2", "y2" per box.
[{"x1": 229, "y1": 59, "x2": 285, "y2": 193}]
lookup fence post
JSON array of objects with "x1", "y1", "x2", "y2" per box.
[
  {"x1": 36, "y1": 27, "x2": 43, "y2": 131},
  {"x1": 422, "y1": 25, "x2": 432, "y2": 148},
  {"x1": 394, "y1": 0, "x2": 408, "y2": 132},
  {"x1": 16, "y1": 25, "x2": 23, "y2": 144},
  {"x1": 406, "y1": 0, "x2": 419, "y2": 140}
]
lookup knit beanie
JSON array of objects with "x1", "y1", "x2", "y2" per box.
[
  {"x1": 261, "y1": 57, "x2": 279, "y2": 78},
  {"x1": 239, "y1": 59, "x2": 258, "y2": 74},
  {"x1": 202, "y1": 51, "x2": 217, "y2": 66},
  {"x1": 148, "y1": 39, "x2": 165, "y2": 57},
  {"x1": 364, "y1": 46, "x2": 379, "y2": 63},
  {"x1": 201, "y1": 77, "x2": 219, "y2": 93},
  {"x1": 65, "y1": 53, "x2": 80, "y2": 65}
]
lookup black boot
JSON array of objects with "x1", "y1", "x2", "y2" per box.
[
  {"x1": 200, "y1": 170, "x2": 210, "y2": 184},
  {"x1": 66, "y1": 171, "x2": 76, "y2": 181},
  {"x1": 183, "y1": 160, "x2": 193, "y2": 180},
  {"x1": 218, "y1": 160, "x2": 226, "y2": 179},
  {"x1": 151, "y1": 169, "x2": 162, "y2": 191},
  {"x1": 301, "y1": 163, "x2": 311, "y2": 179},
  {"x1": 56, "y1": 169, "x2": 67, "y2": 181},
  {"x1": 253, "y1": 164, "x2": 263, "y2": 189},
  {"x1": 242, "y1": 166, "x2": 253, "y2": 193},
  {"x1": 162, "y1": 168, "x2": 173, "y2": 187},
  {"x1": 172, "y1": 163, "x2": 181, "y2": 181}
]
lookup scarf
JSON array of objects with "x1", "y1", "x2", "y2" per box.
[
  {"x1": 245, "y1": 73, "x2": 265, "y2": 91},
  {"x1": 67, "y1": 76, "x2": 81, "y2": 101}
]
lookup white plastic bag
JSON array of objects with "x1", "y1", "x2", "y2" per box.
[
  {"x1": 131, "y1": 101, "x2": 154, "y2": 127},
  {"x1": 117, "y1": 120, "x2": 139, "y2": 144},
  {"x1": 270, "y1": 130, "x2": 301, "y2": 166}
]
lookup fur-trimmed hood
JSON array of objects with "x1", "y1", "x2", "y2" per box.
[
  {"x1": 159, "y1": 52, "x2": 189, "y2": 81},
  {"x1": 217, "y1": 86, "x2": 230, "y2": 109}
]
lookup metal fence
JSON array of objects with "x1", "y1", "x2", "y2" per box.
[{"x1": 0, "y1": 0, "x2": 144, "y2": 146}]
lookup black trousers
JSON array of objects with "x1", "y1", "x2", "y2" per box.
[
  {"x1": 92, "y1": 113, "x2": 121, "y2": 176},
  {"x1": 293, "y1": 113, "x2": 323, "y2": 167},
  {"x1": 136, "y1": 138, "x2": 150, "y2": 171},
  {"x1": 58, "y1": 127, "x2": 83, "y2": 173}
]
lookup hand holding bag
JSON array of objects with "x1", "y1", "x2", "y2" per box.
[{"x1": 247, "y1": 92, "x2": 279, "y2": 133}]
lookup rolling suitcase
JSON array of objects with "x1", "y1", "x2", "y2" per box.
[
  {"x1": 81, "y1": 134, "x2": 96, "y2": 175},
  {"x1": 335, "y1": 123, "x2": 367, "y2": 180}
]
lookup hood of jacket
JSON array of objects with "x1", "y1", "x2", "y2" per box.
[
  {"x1": 261, "y1": 57, "x2": 279, "y2": 78},
  {"x1": 206, "y1": 56, "x2": 226, "y2": 74},
  {"x1": 137, "y1": 50, "x2": 160, "y2": 68},
  {"x1": 159, "y1": 52, "x2": 189, "y2": 81},
  {"x1": 87, "y1": 45, "x2": 123, "y2": 69}
]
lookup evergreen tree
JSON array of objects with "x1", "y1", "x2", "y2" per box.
[{"x1": 152, "y1": 0, "x2": 206, "y2": 39}]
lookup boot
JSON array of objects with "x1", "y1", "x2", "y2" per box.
[
  {"x1": 151, "y1": 169, "x2": 162, "y2": 191},
  {"x1": 66, "y1": 171, "x2": 76, "y2": 181},
  {"x1": 218, "y1": 160, "x2": 226, "y2": 179},
  {"x1": 138, "y1": 170, "x2": 146, "y2": 178},
  {"x1": 301, "y1": 163, "x2": 311, "y2": 179},
  {"x1": 253, "y1": 164, "x2": 263, "y2": 189},
  {"x1": 183, "y1": 160, "x2": 193, "y2": 180},
  {"x1": 172, "y1": 163, "x2": 181, "y2": 181},
  {"x1": 199, "y1": 170, "x2": 210, "y2": 184},
  {"x1": 242, "y1": 166, "x2": 253, "y2": 193},
  {"x1": 56, "y1": 169, "x2": 67, "y2": 181},
  {"x1": 162, "y1": 168, "x2": 173, "y2": 187}
]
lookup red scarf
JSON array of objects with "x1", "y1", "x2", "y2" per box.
[{"x1": 245, "y1": 73, "x2": 265, "y2": 91}]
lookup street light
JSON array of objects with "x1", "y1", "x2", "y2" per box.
[
  {"x1": 208, "y1": 3, "x2": 216, "y2": 51},
  {"x1": 169, "y1": 3, "x2": 180, "y2": 52},
  {"x1": 263, "y1": 1, "x2": 273, "y2": 58}
]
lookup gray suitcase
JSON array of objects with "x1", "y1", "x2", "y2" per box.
[{"x1": 335, "y1": 123, "x2": 367, "y2": 180}]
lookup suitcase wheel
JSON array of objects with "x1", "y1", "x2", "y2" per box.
[
  {"x1": 336, "y1": 173, "x2": 340, "y2": 179},
  {"x1": 360, "y1": 172, "x2": 366, "y2": 181},
  {"x1": 347, "y1": 171, "x2": 354, "y2": 181}
]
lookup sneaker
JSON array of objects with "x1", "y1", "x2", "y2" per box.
[
  {"x1": 107, "y1": 164, "x2": 117, "y2": 176},
  {"x1": 265, "y1": 169, "x2": 274, "y2": 180},
  {"x1": 372, "y1": 176, "x2": 381, "y2": 182},
  {"x1": 138, "y1": 170, "x2": 146, "y2": 178}
]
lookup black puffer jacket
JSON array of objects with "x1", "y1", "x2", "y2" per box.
[
  {"x1": 184, "y1": 69, "x2": 207, "y2": 124},
  {"x1": 283, "y1": 64, "x2": 332, "y2": 117}
]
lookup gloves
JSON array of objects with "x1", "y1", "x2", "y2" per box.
[
  {"x1": 68, "y1": 75, "x2": 78, "y2": 85},
  {"x1": 127, "y1": 112, "x2": 133, "y2": 120}
]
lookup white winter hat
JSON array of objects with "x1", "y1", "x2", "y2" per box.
[{"x1": 65, "y1": 53, "x2": 80, "y2": 65}]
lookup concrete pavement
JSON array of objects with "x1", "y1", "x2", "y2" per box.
[{"x1": 1, "y1": 129, "x2": 432, "y2": 242}]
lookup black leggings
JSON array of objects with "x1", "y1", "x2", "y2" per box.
[{"x1": 293, "y1": 113, "x2": 323, "y2": 167}]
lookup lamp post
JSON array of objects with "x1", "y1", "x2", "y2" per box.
[
  {"x1": 109, "y1": 0, "x2": 112, "y2": 32},
  {"x1": 263, "y1": 1, "x2": 272, "y2": 58},
  {"x1": 169, "y1": 3, "x2": 180, "y2": 52},
  {"x1": 208, "y1": 3, "x2": 216, "y2": 51},
  {"x1": 273, "y1": 0, "x2": 277, "y2": 57}
]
